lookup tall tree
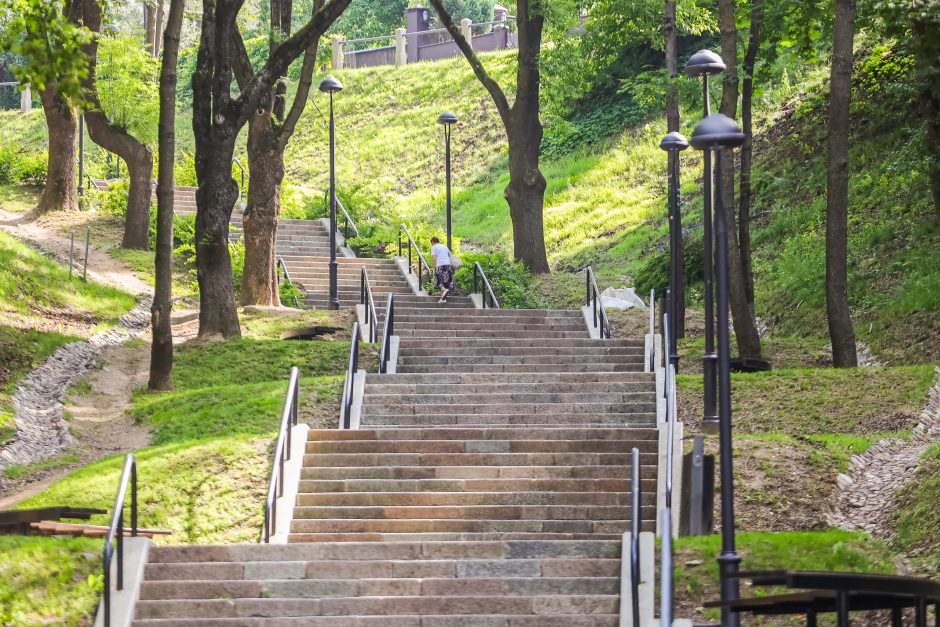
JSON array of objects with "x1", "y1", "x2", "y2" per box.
[
  {"x1": 717, "y1": 0, "x2": 762, "y2": 360},
  {"x1": 738, "y1": 0, "x2": 763, "y2": 312},
  {"x1": 240, "y1": 0, "x2": 324, "y2": 307},
  {"x1": 80, "y1": 1, "x2": 155, "y2": 250},
  {"x1": 149, "y1": 0, "x2": 185, "y2": 391},
  {"x1": 826, "y1": 0, "x2": 858, "y2": 367},
  {"x1": 427, "y1": 0, "x2": 553, "y2": 273},
  {"x1": 2, "y1": 0, "x2": 91, "y2": 214},
  {"x1": 191, "y1": 0, "x2": 351, "y2": 338}
]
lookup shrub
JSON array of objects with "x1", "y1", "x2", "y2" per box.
[
  {"x1": 0, "y1": 146, "x2": 47, "y2": 186},
  {"x1": 634, "y1": 235, "x2": 705, "y2": 300},
  {"x1": 99, "y1": 180, "x2": 129, "y2": 217},
  {"x1": 454, "y1": 252, "x2": 542, "y2": 309}
]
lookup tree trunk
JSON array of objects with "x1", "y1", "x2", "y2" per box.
[
  {"x1": 144, "y1": 2, "x2": 156, "y2": 56},
  {"x1": 913, "y1": 19, "x2": 940, "y2": 222},
  {"x1": 149, "y1": 0, "x2": 186, "y2": 391},
  {"x1": 664, "y1": 0, "x2": 679, "y2": 133},
  {"x1": 241, "y1": 115, "x2": 283, "y2": 307},
  {"x1": 152, "y1": 0, "x2": 165, "y2": 57},
  {"x1": 84, "y1": 112, "x2": 153, "y2": 249},
  {"x1": 35, "y1": 85, "x2": 78, "y2": 214},
  {"x1": 505, "y1": 121, "x2": 549, "y2": 274},
  {"x1": 826, "y1": 0, "x2": 858, "y2": 367},
  {"x1": 717, "y1": 0, "x2": 762, "y2": 360},
  {"x1": 739, "y1": 0, "x2": 763, "y2": 314},
  {"x1": 195, "y1": 151, "x2": 242, "y2": 338}
]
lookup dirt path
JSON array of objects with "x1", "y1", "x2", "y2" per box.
[
  {"x1": 0, "y1": 208, "x2": 151, "y2": 295},
  {"x1": 0, "y1": 209, "x2": 199, "y2": 506}
]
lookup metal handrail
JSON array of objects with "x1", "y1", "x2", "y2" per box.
[
  {"x1": 262, "y1": 366, "x2": 300, "y2": 543},
  {"x1": 585, "y1": 266, "x2": 611, "y2": 338},
  {"x1": 660, "y1": 313, "x2": 678, "y2": 626},
  {"x1": 233, "y1": 158, "x2": 249, "y2": 192},
  {"x1": 379, "y1": 294, "x2": 394, "y2": 374},
  {"x1": 277, "y1": 258, "x2": 302, "y2": 308},
  {"x1": 649, "y1": 289, "x2": 656, "y2": 371},
  {"x1": 360, "y1": 267, "x2": 379, "y2": 343},
  {"x1": 335, "y1": 196, "x2": 360, "y2": 239},
  {"x1": 398, "y1": 224, "x2": 434, "y2": 295},
  {"x1": 629, "y1": 446, "x2": 641, "y2": 627},
  {"x1": 472, "y1": 262, "x2": 500, "y2": 309},
  {"x1": 102, "y1": 454, "x2": 138, "y2": 627},
  {"x1": 340, "y1": 322, "x2": 360, "y2": 429}
]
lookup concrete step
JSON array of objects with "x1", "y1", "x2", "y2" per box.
[
  {"x1": 305, "y1": 428, "x2": 658, "y2": 441},
  {"x1": 394, "y1": 330, "x2": 590, "y2": 339},
  {"x1": 395, "y1": 364, "x2": 645, "y2": 373},
  {"x1": 300, "y1": 464, "x2": 656, "y2": 480},
  {"x1": 392, "y1": 323, "x2": 588, "y2": 332},
  {"x1": 363, "y1": 382, "x2": 651, "y2": 395},
  {"x1": 302, "y1": 451, "x2": 659, "y2": 467},
  {"x1": 395, "y1": 356, "x2": 644, "y2": 367},
  {"x1": 395, "y1": 339, "x2": 645, "y2": 349},
  {"x1": 361, "y1": 392, "x2": 653, "y2": 409},
  {"x1": 294, "y1": 491, "x2": 657, "y2": 508},
  {"x1": 285, "y1": 532, "x2": 628, "y2": 542},
  {"x1": 288, "y1": 518, "x2": 641, "y2": 534},
  {"x1": 363, "y1": 372, "x2": 653, "y2": 384},
  {"x1": 357, "y1": 414, "x2": 658, "y2": 427},
  {"x1": 134, "y1": 615, "x2": 620, "y2": 626},
  {"x1": 305, "y1": 436, "x2": 658, "y2": 454},
  {"x1": 297, "y1": 478, "x2": 659, "y2": 495},
  {"x1": 396, "y1": 347, "x2": 643, "y2": 358}
]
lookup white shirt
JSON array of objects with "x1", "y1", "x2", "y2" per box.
[{"x1": 431, "y1": 243, "x2": 452, "y2": 267}]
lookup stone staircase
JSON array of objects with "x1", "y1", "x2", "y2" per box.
[{"x1": 117, "y1": 222, "x2": 663, "y2": 624}]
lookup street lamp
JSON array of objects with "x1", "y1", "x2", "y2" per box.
[
  {"x1": 659, "y1": 131, "x2": 689, "y2": 373},
  {"x1": 690, "y1": 112, "x2": 746, "y2": 627},
  {"x1": 438, "y1": 111, "x2": 457, "y2": 250},
  {"x1": 319, "y1": 75, "x2": 344, "y2": 310},
  {"x1": 78, "y1": 114, "x2": 85, "y2": 198},
  {"x1": 685, "y1": 49, "x2": 726, "y2": 429}
]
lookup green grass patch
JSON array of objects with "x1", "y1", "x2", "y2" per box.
[
  {"x1": 2, "y1": 453, "x2": 81, "y2": 479},
  {"x1": 18, "y1": 437, "x2": 270, "y2": 545},
  {"x1": 674, "y1": 530, "x2": 896, "y2": 623},
  {"x1": 0, "y1": 536, "x2": 103, "y2": 627},
  {"x1": 892, "y1": 443, "x2": 940, "y2": 575},
  {"x1": 677, "y1": 365, "x2": 935, "y2": 436},
  {"x1": 240, "y1": 309, "x2": 352, "y2": 340},
  {"x1": 0, "y1": 183, "x2": 39, "y2": 213},
  {"x1": 130, "y1": 376, "x2": 343, "y2": 444}
]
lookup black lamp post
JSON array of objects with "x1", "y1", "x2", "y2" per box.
[
  {"x1": 659, "y1": 131, "x2": 689, "y2": 373},
  {"x1": 319, "y1": 75, "x2": 344, "y2": 310},
  {"x1": 685, "y1": 49, "x2": 725, "y2": 429},
  {"x1": 78, "y1": 114, "x2": 85, "y2": 197},
  {"x1": 691, "y1": 113, "x2": 746, "y2": 627},
  {"x1": 438, "y1": 111, "x2": 457, "y2": 250}
]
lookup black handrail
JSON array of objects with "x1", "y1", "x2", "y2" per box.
[
  {"x1": 649, "y1": 288, "x2": 656, "y2": 372},
  {"x1": 472, "y1": 262, "x2": 500, "y2": 309},
  {"x1": 277, "y1": 257, "x2": 302, "y2": 308},
  {"x1": 335, "y1": 196, "x2": 360, "y2": 239},
  {"x1": 630, "y1": 446, "x2": 641, "y2": 627},
  {"x1": 340, "y1": 322, "x2": 360, "y2": 429},
  {"x1": 360, "y1": 267, "x2": 379, "y2": 343},
  {"x1": 585, "y1": 266, "x2": 611, "y2": 338},
  {"x1": 379, "y1": 294, "x2": 394, "y2": 374},
  {"x1": 233, "y1": 157, "x2": 249, "y2": 193},
  {"x1": 397, "y1": 223, "x2": 434, "y2": 295},
  {"x1": 262, "y1": 366, "x2": 300, "y2": 543},
  {"x1": 102, "y1": 453, "x2": 138, "y2": 627}
]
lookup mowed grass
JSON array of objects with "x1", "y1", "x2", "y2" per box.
[
  {"x1": 0, "y1": 536, "x2": 103, "y2": 627},
  {"x1": 677, "y1": 365, "x2": 936, "y2": 436},
  {"x1": 674, "y1": 530, "x2": 896, "y2": 623}
]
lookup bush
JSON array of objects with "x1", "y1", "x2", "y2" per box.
[
  {"x1": 0, "y1": 146, "x2": 47, "y2": 186},
  {"x1": 454, "y1": 252, "x2": 542, "y2": 309},
  {"x1": 634, "y1": 235, "x2": 704, "y2": 300},
  {"x1": 174, "y1": 152, "x2": 198, "y2": 187},
  {"x1": 98, "y1": 180, "x2": 129, "y2": 217}
]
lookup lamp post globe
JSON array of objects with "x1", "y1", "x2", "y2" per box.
[
  {"x1": 659, "y1": 131, "x2": 689, "y2": 373},
  {"x1": 691, "y1": 111, "x2": 745, "y2": 627},
  {"x1": 438, "y1": 112, "x2": 457, "y2": 250},
  {"x1": 320, "y1": 76, "x2": 344, "y2": 310}
]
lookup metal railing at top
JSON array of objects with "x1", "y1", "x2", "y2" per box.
[
  {"x1": 277, "y1": 258, "x2": 302, "y2": 308},
  {"x1": 398, "y1": 224, "x2": 434, "y2": 295},
  {"x1": 660, "y1": 312, "x2": 678, "y2": 627},
  {"x1": 379, "y1": 294, "x2": 394, "y2": 374},
  {"x1": 335, "y1": 196, "x2": 360, "y2": 239},
  {"x1": 360, "y1": 267, "x2": 379, "y2": 343},
  {"x1": 340, "y1": 322, "x2": 360, "y2": 429},
  {"x1": 472, "y1": 262, "x2": 500, "y2": 309},
  {"x1": 585, "y1": 266, "x2": 611, "y2": 339},
  {"x1": 102, "y1": 454, "x2": 138, "y2": 627},
  {"x1": 233, "y1": 158, "x2": 249, "y2": 193},
  {"x1": 262, "y1": 366, "x2": 300, "y2": 543}
]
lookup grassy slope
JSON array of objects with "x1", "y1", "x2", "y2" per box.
[
  {"x1": 892, "y1": 442, "x2": 940, "y2": 575},
  {"x1": 0, "y1": 230, "x2": 135, "y2": 441}
]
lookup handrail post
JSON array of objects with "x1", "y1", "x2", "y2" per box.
[
  {"x1": 631, "y1": 446, "x2": 641, "y2": 627},
  {"x1": 131, "y1": 461, "x2": 137, "y2": 536},
  {"x1": 83, "y1": 226, "x2": 90, "y2": 282},
  {"x1": 116, "y1": 507, "x2": 124, "y2": 591}
]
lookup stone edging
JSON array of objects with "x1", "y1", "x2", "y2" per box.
[
  {"x1": 0, "y1": 297, "x2": 152, "y2": 469},
  {"x1": 828, "y1": 366, "x2": 940, "y2": 537}
]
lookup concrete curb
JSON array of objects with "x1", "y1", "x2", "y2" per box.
[{"x1": 93, "y1": 537, "x2": 151, "y2": 627}]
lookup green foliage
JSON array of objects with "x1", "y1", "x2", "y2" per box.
[
  {"x1": 97, "y1": 179, "x2": 129, "y2": 217},
  {"x1": 0, "y1": 536, "x2": 103, "y2": 627},
  {"x1": 634, "y1": 234, "x2": 704, "y2": 299},
  {"x1": 0, "y1": 146, "x2": 46, "y2": 186},
  {"x1": 541, "y1": 90, "x2": 648, "y2": 159},
  {"x1": 173, "y1": 151, "x2": 198, "y2": 187},
  {"x1": 892, "y1": 443, "x2": 940, "y2": 575},
  {"x1": 453, "y1": 252, "x2": 543, "y2": 309},
  {"x1": 96, "y1": 37, "x2": 160, "y2": 144},
  {"x1": 0, "y1": 0, "x2": 92, "y2": 102}
]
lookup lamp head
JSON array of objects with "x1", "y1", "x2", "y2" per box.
[
  {"x1": 659, "y1": 131, "x2": 690, "y2": 152},
  {"x1": 690, "y1": 114, "x2": 745, "y2": 150},
  {"x1": 437, "y1": 111, "x2": 457, "y2": 126},
  {"x1": 685, "y1": 49, "x2": 726, "y2": 77},
  {"x1": 318, "y1": 76, "x2": 344, "y2": 94}
]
